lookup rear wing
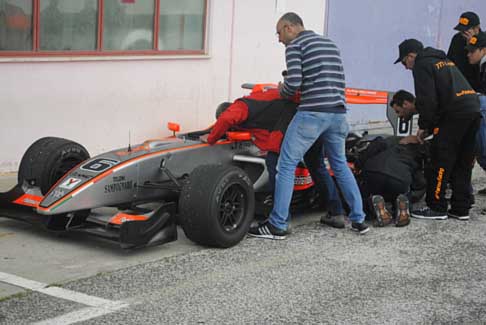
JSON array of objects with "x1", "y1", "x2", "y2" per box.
[{"x1": 241, "y1": 83, "x2": 413, "y2": 137}]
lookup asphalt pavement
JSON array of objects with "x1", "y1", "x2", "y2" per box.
[{"x1": 1, "y1": 166, "x2": 486, "y2": 323}]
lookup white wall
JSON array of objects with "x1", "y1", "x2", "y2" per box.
[{"x1": 0, "y1": 0, "x2": 327, "y2": 173}]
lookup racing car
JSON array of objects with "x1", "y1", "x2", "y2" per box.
[{"x1": 0, "y1": 85, "x2": 408, "y2": 249}]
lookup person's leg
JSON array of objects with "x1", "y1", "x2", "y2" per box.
[
  {"x1": 321, "y1": 114, "x2": 367, "y2": 228},
  {"x1": 414, "y1": 116, "x2": 469, "y2": 219},
  {"x1": 265, "y1": 151, "x2": 279, "y2": 193},
  {"x1": 304, "y1": 138, "x2": 345, "y2": 216},
  {"x1": 250, "y1": 111, "x2": 327, "y2": 236},
  {"x1": 476, "y1": 96, "x2": 486, "y2": 172},
  {"x1": 449, "y1": 116, "x2": 480, "y2": 219}
]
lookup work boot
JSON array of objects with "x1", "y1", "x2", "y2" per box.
[
  {"x1": 372, "y1": 195, "x2": 392, "y2": 227},
  {"x1": 395, "y1": 194, "x2": 410, "y2": 227}
]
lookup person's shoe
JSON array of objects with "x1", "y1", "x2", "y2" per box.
[
  {"x1": 248, "y1": 221, "x2": 287, "y2": 240},
  {"x1": 411, "y1": 207, "x2": 447, "y2": 220},
  {"x1": 320, "y1": 213, "x2": 345, "y2": 229},
  {"x1": 351, "y1": 222, "x2": 369, "y2": 234},
  {"x1": 371, "y1": 195, "x2": 392, "y2": 227},
  {"x1": 395, "y1": 194, "x2": 411, "y2": 227},
  {"x1": 447, "y1": 209, "x2": 470, "y2": 221},
  {"x1": 478, "y1": 188, "x2": 486, "y2": 196}
]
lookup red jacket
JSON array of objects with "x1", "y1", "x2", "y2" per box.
[{"x1": 207, "y1": 89, "x2": 299, "y2": 153}]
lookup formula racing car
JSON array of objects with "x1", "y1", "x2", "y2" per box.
[{"x1": 0, "y1": 85, "x2": 409, "y2": 249}]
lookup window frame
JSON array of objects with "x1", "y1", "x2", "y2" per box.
[{"x1": 0, "y1": 0, "x2": 208, "y2": 57}]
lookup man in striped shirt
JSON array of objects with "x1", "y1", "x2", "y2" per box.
[{"x1": 248, "y1": 12, "x2": 369, "y2": 240}]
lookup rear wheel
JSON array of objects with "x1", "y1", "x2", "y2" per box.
[
  {"x1": 179, "y1": 164, "x2": 254, "y2": 248},
  {"x1": 18, "y1": 137, "x2": 90, "y2": 195}
]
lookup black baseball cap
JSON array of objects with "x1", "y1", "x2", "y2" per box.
[
  {"x1": 454, "y1": 12, "x2": 480, "y2": 31},
  {"x1": 394, "y1": 39, "x2": 424, "y2": 64},
  {"x1": 466, "y1": 32, "x2": 486, "y2": 52}
]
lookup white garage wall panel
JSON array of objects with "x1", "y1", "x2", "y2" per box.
[{"x1": 0, "y1": 0, "x2": 326, "y2": 173}]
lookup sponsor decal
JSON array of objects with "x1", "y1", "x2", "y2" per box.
[
  {"x1": 81, "y1": 158, "x2": 119, "y2": 173},
  {"x1": 71, "y1": 172, "x2": 91, "y2": 180},
  {"x1": 456, "y1": 90, "x2": 476, "y2": 97},
  {"x1": 105, "y1": 180, "x2": 134, "y2": 193},
  {"x1": 51, "y1": 189, "x2": 65, "y2": 199},
  {"x1": 60, "y1": 177, "x2": 82, "y2": 190},
  {"x1": 459, "y1": 17, "x2": 469, "y2": 26},
  {"x1": 294, "y1": 175, "x2": 313, "y2": 186},
  {"x1": 435, "y1": 61, "x2": 455, "y2": 70},
  {"x1": 434, "y1": 167, "x2": 445, "y2": 200}
]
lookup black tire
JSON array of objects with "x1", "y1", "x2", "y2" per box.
[
  {"x1": 179, "y1": 165, "x2": 255, "y2": 248},
  {"x1": 18, "y1": 137, "x2": 90, "y2": 195}
]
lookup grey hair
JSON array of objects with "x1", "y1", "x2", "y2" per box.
[{"x1": 279, "y1": 12, "x2": 304, "y2": 26}]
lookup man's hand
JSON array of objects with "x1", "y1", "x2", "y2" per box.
[
  {"x1": 278, "y1": 81, "x2": 284, "y2": 92},
  {"x1": 399, "y1": 135, "x2": 420, "y2": 145},
  {"x1": 416, "y1": 129, "x2": 427, "y2": 144},
  {"x1": 462, "y1": 29, "x2": 475, "y2": 41},
  {"x1": 199, "y1": 134, "x2": 209, "y2": 143}
]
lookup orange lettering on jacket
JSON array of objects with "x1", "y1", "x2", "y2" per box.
[
  {"x1": 435, "y1": 61, "x2": 455, "y2": 70},
  {"x1": 456, "y1": 90, "x2": 476, "y2": 97},
  {"x1": 434, "y1": 167, "x2": 445, "y2": 200}
]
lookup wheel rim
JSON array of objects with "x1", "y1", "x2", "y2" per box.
[{"x1": 218, "y1": 183, "x2": 247, "y2": 232}]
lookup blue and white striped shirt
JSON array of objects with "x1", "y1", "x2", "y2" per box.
[{"x1": 280, "y1": 30, "x2": 346, "y2": 113}]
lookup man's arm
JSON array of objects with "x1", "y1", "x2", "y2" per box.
[
  {"x1": 413, "y1": 63, "x2": 439, "y2": 134},
  {"x1": 280, "y1": 44, "x2": 303, "y2": 98},
  {"x1": 206, "y1": 101, "x2": 248, "y2": 144}
]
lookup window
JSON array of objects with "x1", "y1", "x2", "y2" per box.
[
  {"x1": 159, "y1": 0, "x2": 205, "y2": 51},
  {"x1": 40, "y1": 0, "x2": 98, "y2": 51},
  {"x1": 0, "y1": 0, "x2": 33, "y2": 51},
  {"x1": 0, "y1": 0, "x2": 207, "y2": 56}
]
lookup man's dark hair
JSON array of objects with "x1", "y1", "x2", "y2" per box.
[
  {"x1": 215, "y1": 102, "x2": 231, "y2": 119},
  {"x1": 390, "y1": 90, "x2": 415, "y2": 107},
  {"x1": 279, "y1": 12, "x2": 304, "y2": 26}
]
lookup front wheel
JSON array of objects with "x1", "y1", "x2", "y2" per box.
[
  {"x1": 18, "y1": 137, "x2": 90, "y2": 194},
  {"x1": 179, "y1": 165, "x2": 255, "y2": 248}
]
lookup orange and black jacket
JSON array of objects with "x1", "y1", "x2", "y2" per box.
[
  {"x1": 413, "y1": 47, "x2": 480, "y2": 133},
  {"x1": 207, "y1": 89, "x2": 299, "y2": 153}
]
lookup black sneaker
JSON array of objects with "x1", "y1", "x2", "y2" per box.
[
  {"x1": 320, "y1": 213, "x2": 345, "y2": 228},
  {"x1": 395, "y1": 194, "x2": 411, "y2": 227},
  {"x1": 411, "y1": 207, "x2": 447, "y2": 220},
  {"x1": 248, "y1": 221, "x2": 288, "y2": 240},
  {"x1": 372, "y1": 195, "x2": 392, "y2": 227},
  {"x1": 478, "y1": 188, "x2": 486, "y2": 196},
  {"x1": 447, "y1": 209, "x2": 470, "y2": 220},
  {"x1": 351, "y1": 222, "x2": 369, "y2": 234}
]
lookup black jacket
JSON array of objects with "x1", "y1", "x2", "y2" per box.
[
  {"x1": 413, "y1": 47, "x2": 480, "y2": 133},
  {"x1": 480, "y1": 60, "x2": 486, "y2": 94},
  {"x1": 360, "y1": 137, "x2": 427, "y2": 186},
  {"x1": 447, "y1": 32, "x2": 481, "y2": 91}
]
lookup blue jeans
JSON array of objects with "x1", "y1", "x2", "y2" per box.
[
  {"x1": 269, "y1": 111, "x2": 365, "y2": 230},
  {"x1": 476, "y1": 95, "x2": 486, "y2": 170}
]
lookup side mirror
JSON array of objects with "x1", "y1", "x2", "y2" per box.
[
  {"x1": 226, "y1": 131, "x2": 251, "y2": 142},
  {"x1": 167, "y1": 122, "x2": 180, "y2": 136}
]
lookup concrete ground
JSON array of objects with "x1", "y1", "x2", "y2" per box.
[{"x1": 1, "y1": 166, "x2": 486, "y2": 323}]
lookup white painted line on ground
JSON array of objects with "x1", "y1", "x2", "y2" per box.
[
  {"x1": 32, "y1": 303, "x2": 129, "y2": 325},
  {"x1": 0, "y1": 271, "x2": 129, "y2": 324}
]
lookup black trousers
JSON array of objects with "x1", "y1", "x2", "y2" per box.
[
  {"x1": 425, "y1": 115, "x2": 480, "y2": 213},
  {"x1": 360, "y1": 171, "x2": 410, "y2": 203}
]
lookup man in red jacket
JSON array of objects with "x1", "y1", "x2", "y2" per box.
[{"x1": 203, "y1": 88, "x2": 346, "y2": 227}]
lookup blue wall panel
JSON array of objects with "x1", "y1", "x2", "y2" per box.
[{"x1": 326, "y1": 0, "x2": 486, "y2": 125}]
